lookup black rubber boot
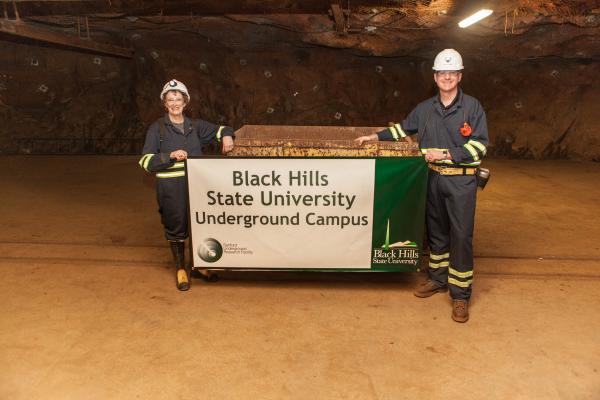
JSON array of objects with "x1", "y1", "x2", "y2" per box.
[{"x1": 170, "y1": 241, "x2": 189, "y2": 291}]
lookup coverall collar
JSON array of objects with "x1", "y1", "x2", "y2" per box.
[
  {"x1": 435, "y1": 88, "x2": 463, "y2": 115},
  {"x1": 163, "y1": 114, "x2": 193, "y2": 135}
]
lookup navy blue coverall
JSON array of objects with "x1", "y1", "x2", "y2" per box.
[
  {"x1": 377, "y1": 89, "x2": 489, "y2": 300},
  {"x1": 139, "y1": 115, "x2": 234, "y2": 241}
]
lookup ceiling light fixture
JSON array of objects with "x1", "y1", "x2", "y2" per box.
[{"x1": 458, "y1": 9, "x2": 493, "y2": 28}]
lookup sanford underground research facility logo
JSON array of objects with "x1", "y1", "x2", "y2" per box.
[{"x1": 197, "y1": 238, "x2": 223, "y2": 263}]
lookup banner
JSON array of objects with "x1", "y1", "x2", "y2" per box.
[{"x1": 187, "y1": 157, "x2": 427, "y2": 271}]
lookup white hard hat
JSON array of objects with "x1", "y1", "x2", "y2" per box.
[
  {"x1": 432, "y1": 49, "x2": 464, "y2": 71},
  {"x1": 160, "y1": 79, "x2": 190, "y2": 101}
]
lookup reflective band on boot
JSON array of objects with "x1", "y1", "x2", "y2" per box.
[{"x1": 177, "y1": 269, "x2": 190, "y2": 291}]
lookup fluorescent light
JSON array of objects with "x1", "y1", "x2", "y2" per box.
[{"x1": 458, "y1": 9, "x2": 493, "y2": 28}]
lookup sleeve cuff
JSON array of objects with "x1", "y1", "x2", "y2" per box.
[{"x1": 376, "y1": 128, "x2": 393, "y2": 141}]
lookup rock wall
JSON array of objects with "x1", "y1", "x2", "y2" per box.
[
  {"x1": 0, "y1": 16, "x2": 598, "y2": 160},
  {"x1": 0, "y1": 38, "x2": 138, "y2": 154}
]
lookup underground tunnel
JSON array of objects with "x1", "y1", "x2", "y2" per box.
[{"x1": 0, "y1": 1, "x2": 599, "y2": 399}]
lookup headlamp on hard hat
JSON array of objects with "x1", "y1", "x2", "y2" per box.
[{"x1": 160, "y1": 79, "x2": 190, "y2": 101}]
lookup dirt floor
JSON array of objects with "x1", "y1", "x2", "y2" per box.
[{"x1": 1, "y1": 156, "x2": 599, "y2": 399}]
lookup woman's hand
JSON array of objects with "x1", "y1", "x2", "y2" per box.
[
  {"x1": 354, "y1": 134, "x2": 377, "y2": 145},
  {"x1": 170, "y1": 150, "x2": 188, "y2": 161},
  {"x1": 222, "y1": 136, "x2": 234, "y2": 154}
]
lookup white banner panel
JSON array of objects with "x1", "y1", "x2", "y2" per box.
[{"x1": 188, "y1": 158, "x2": 375, "y2": 269}]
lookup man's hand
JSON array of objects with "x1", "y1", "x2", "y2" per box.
[
  {"x1": 425, "y1": 150, "x2": 450, "y2": 162},
  {"x1": 170, "y1": 150, "x2": 188, "y2": 161},
  {"x1": 222, "y1": 136, "x2": 234, "y2": 154},
  {"x1": 354, "y1": 134, "x2": 377, "y2": 145}
]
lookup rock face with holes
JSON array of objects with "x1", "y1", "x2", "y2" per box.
[
  {"x1": 0, "y1": 1, "x2": 598, "y2": 160},
  {"x1": 0, "y1": 38, "x2": 138, "y2": 154}
]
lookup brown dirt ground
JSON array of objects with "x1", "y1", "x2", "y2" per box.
[{"x1": 0, "y1": 156, "x2": 599, "y2": 399}]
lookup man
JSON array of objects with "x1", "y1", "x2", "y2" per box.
[
  {"x1": 355, "y1": 49, "x2": 488, "y2": 322},
  {"x1": 139, "y1": 79, "x2": 234, "y2": 290}
]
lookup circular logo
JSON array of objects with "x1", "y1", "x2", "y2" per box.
[{"x1": 197, "y1": 238, "x2": 223, "y2": 263}]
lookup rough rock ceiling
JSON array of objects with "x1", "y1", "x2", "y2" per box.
[
  {"x1": 3, "y1": 0, "x2": 599, "y2": 20},
  {"x1": 5, "y1": 0, "x2": 430, "y2": 16},
  {"x1": 2, "y1": 0, "x2": 598, "y2": 60}
]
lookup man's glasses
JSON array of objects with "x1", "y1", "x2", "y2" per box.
[{"x1": 436, "y1": 71, "x2": 461, "y2": 77}]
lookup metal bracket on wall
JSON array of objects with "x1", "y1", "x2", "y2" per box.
[
  {"x1": 330, "y1": 4, "x2": 347, "y2": 34},
  {"x1": 2, "y1": 0, "x2": 19, "y2": 20},
  {"x1": 76, "y1": 15, "x2": 90, "y2": 39}
]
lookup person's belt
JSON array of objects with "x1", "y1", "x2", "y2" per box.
[{"x1": 428, "y1": 164, "x2": 477, "y2": 176}]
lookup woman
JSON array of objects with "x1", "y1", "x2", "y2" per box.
[{"x1": 139, "y1": 79, "x2": 235, "y2": 290}]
